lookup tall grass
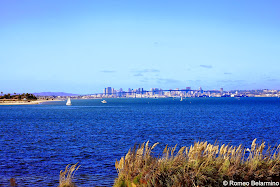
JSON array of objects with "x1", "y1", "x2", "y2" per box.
[
  {"x1": 58, "y1": 163, "x2": 80, "y2": 187},
  {"x1": 114, "y1": 139, "x2": 280, "y2": 186}
]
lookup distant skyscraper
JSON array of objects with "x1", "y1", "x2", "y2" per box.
[
  {"x1": 119, "y1": 88, "x2": 123, "y2": 97},
  {"x1": 128, "y1": 88, "x2": 132, "y2": 95},
  {"x1": 151, "y1": 88, "x2": 154, "y2": 95},
  {"x1": 152, "y1": 88, "x2": 159, "y2": 95},
  {"x1": 107, "y1": 87, "x2": 112, "y2": 95},
  {"x1": 137, "y1": 88, "x2": 144, "y2": 94},
  {"x1": 104, "y1": 87, "x2": 112, "y2": 95},
  {"x1": 159, "y1": 89, "x2": 163, "y2": 95}
]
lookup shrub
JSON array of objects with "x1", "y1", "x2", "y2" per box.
[{"x1": 114, "y1": 139, "x2": 280, "y2": 186}]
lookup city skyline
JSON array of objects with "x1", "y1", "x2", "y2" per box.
[
  {"x1": 95, "y1": 86, "x2": 279, "y2": 97},
  {"x1": 1, "y1": 1, "x2": 280, "y2": 94},
  {"x1": 1, "y1": 85, "x2": 280, "y2": 96}
]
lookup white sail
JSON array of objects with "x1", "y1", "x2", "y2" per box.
[
  {"x1": 180, "y1": 96, "x2": 183, "y2": 101},
  {"x1": 66, "y1": 98, "x2": 72, "y2": 105}
]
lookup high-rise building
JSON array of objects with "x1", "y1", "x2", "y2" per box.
[
  {"x1": 113, "y1": 89, "x2": 117, "y2": 96},
  {"x1": 151, "y1": 88, "x2": 154, "y2": 95},
  {"x1": 104, "y1": 87, "x2": 112, "y2": 95},
  {"x1": 137, "y1": 88, "x2": 144, "y2": 94},
  {"x1": 151, "y1": 88, "x2": 159, "y2": 95},
  {"x1": 119, "y1": 88, "x2": 123, "y2": 97},
  {"x1": 128, "y1": 88, "x2": 132, "y2": 95},
  {"x1": 108, "y1": 87, "x2": 112, "y2": 95}
]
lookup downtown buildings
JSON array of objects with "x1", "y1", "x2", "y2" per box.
[
  {"x1": 85, "y1": 87, "x2": 280, "y2": 98},
  {"x1": 99, "y1": 87, "x2": 225, "y2": 98}
]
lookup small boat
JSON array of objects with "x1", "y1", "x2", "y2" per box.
[
  {"x1": 101, "y1": 100, "x2": 107, "y2": 104},
  {"x1": 66, "y1": 98, "x2": 72, "y2": 106},
  {"x1": 180, "y1": 96, "x2": 183, "y2": 101}
]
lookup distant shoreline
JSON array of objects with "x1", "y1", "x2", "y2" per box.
[{"x1": 0, "y1": 99, "x2": 62, "y2": 105}]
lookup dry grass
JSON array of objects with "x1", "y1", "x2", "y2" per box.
[
  {"x1": 114, "y1": 139, "x2": 280, "y2": 187},
  {"x1": 58, "y1": 163, "x2": 80, "y2": 187}
]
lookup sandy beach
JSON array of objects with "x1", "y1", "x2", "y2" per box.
[{"x1": 0, "y1": 99, "x2": 62, "y2": 105}]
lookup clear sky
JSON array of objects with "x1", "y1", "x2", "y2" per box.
[{"x1": 0, "y1": 0, "x2": 279, "y2": 94}]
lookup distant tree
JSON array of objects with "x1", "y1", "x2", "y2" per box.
[
  {"x1": 32, "y1": 94, "x2": 38, "y2": 100},
  {"x1": 24, "y1": 93, "x2": 37, "y2": 100},
  {"x1": 4, "y1": 94, "x2": 11, "y2": 99},
  {"x1": 1, "y1": 92, "x2": 3, "y2": 96}
]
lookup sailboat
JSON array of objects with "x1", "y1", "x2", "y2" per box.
[
  {"x1": 180, "y1": 96, "x2": 183, "y2": 101},
  {"x1": 66, "y1": 98, "x2": 72, "y2": 106},
  {"x1": 101, "y1": 100, "x2": 107, "y2": 104}
]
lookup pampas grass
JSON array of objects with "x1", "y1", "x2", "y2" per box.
[
  {"x1": 58, "y1": 163, "x2": 80, "y2": 187},
  {"x1": 114, "y1": 139, "x2": 280, "y2": 187}
]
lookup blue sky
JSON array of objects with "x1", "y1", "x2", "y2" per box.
[{"x1": 0, "y1": 0, "x2": 279, "y2": 94}]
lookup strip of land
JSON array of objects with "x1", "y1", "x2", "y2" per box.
[{"x1": 0, "y1": 99, "x2": 62, "y2": 105}]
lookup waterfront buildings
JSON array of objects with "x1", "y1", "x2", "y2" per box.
[
  {"x1": 31, "y1": 88, "x2": 280, "y2": 99},
  {"x1": 95, "y1": 87, "x2": 280, "y2": 98}
]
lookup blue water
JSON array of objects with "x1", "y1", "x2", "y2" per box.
[{"x1": 0, "y1": 98, "x2": 280, "y2": 186}]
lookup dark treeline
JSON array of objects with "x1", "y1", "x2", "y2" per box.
[{"x1": 0, "y1": 93, "x2": 37, "y2": 100}]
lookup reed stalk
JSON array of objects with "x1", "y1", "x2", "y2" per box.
[{"x1": 58, "y1": 163, "x2": 80, "y2": 187}]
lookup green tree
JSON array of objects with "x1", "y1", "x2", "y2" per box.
[{"x1": 4, "y1": 94, "x2": 11, "y2": 99}]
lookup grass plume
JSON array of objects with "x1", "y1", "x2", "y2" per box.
[
  {"x1": 58, "y1": 163, "x2": 80, "y2": 187},
  {"x1": 114, "y1": 139, "x2": 280, "y2": 186}
]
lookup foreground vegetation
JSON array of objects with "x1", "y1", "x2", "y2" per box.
[
  {"x1": 58, "y1": 163, "x2": 80, "y2": 187},
  {"x1": 114, "y1": 139, "x2": 280, "y2": 186}
]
